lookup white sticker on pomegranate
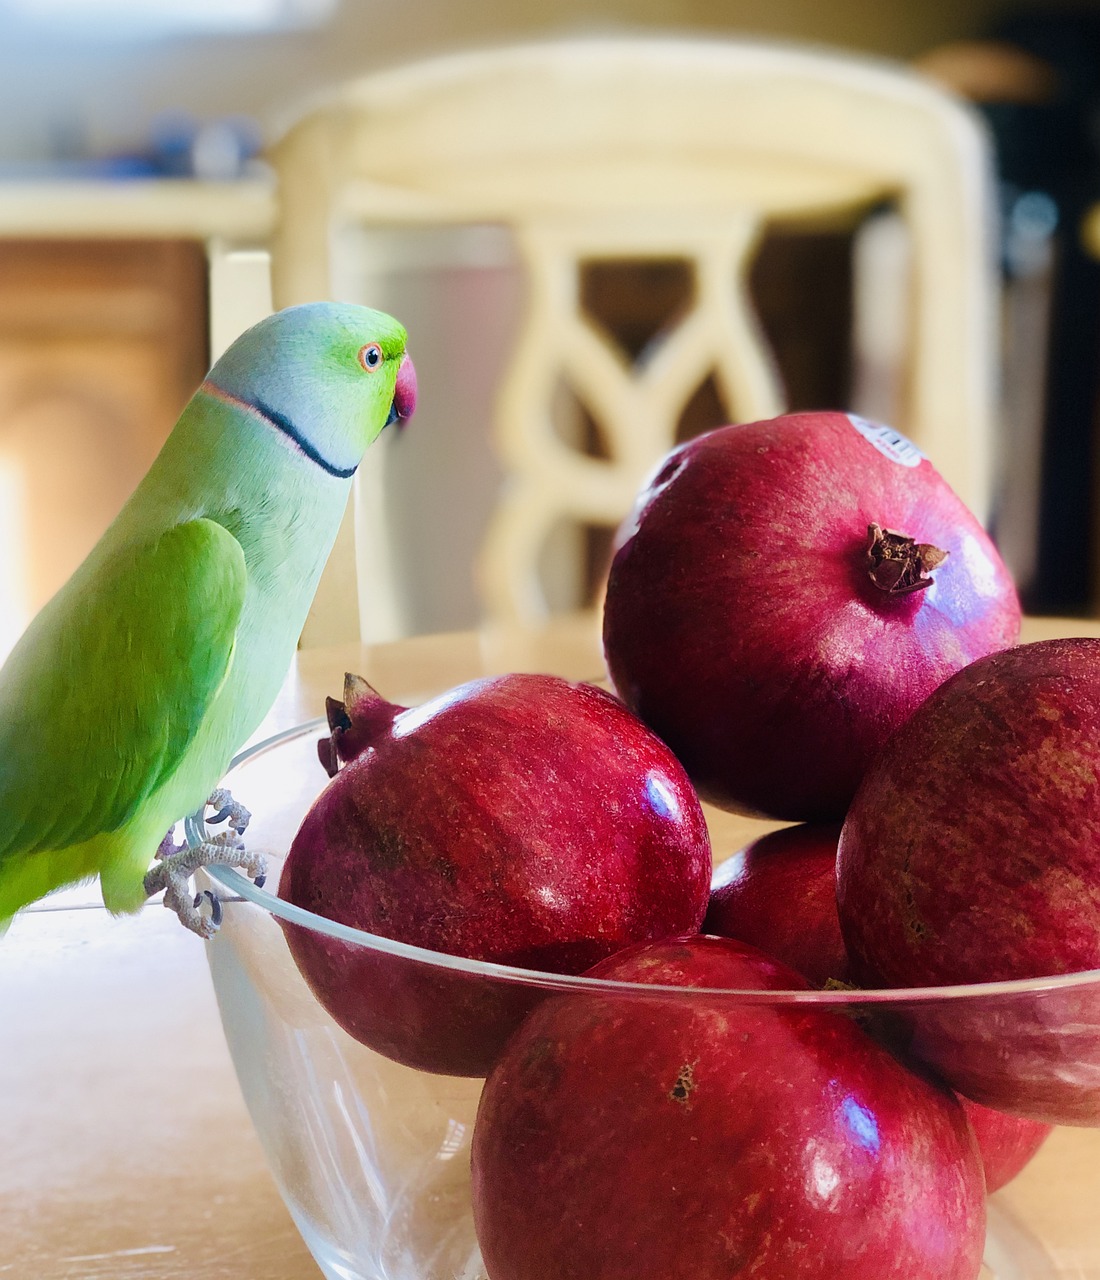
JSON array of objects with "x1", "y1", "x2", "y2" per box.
[{"x1": 847, "y1": 414, "x2": 924, "y2": 467}]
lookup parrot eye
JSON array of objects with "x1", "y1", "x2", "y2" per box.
[{"x1": 358, "y1": 343, "x2": 384, "y2": 372}]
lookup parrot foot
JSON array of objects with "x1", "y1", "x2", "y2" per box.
[
  {"x1": 205, "y1": 787, "x2": 251, "y2": 837},
  {"x1": 144, "y1": 831, "x2": 268, "y2": 940}
]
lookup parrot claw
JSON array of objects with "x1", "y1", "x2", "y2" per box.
[
  {"x1": 144, "y1": 830, "x2": 268, "y2": 939},
  {"x1": 205, "y1": 787, "x2": 251, "y2": 836},
  {"x1": 193, "y1": 889, "x2": 223, "y2": 929}
]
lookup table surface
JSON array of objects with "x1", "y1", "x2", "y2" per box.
[{"x1": 5, "y1": 611, "x2": 1100, "y2": 1279}]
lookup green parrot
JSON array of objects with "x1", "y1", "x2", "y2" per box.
[{"x1": 0, "y1": 301, "x2": 416, "y2": 937}]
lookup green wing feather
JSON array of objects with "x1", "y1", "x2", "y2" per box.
[{"x1": 0, "y1": 519, "x2": 246, "y2": 872}]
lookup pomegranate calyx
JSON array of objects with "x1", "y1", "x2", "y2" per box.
[
  {"x1": 341, "y1": 671, "x2": 377, "y2": 714},
  {"x1": 317, "y1": 672, "x2": 404, "y2": 776},
  {"x1": 866, "y1": 523, "x2": 948, "y2": 595}
]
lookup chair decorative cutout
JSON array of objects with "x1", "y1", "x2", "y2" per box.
[
  {"x1": 486, "y1": 216, "x2": 785, "y2": 624},
  {"x1": 268, "y1": 36, "x2": 999, "y2": 642}
]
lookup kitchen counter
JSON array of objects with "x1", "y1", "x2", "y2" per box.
[{"x1": 0, "y1": 176, "x2": 275, "y2": 241}]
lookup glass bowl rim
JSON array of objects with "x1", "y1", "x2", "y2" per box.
[{"x1": 193, "y1": 718, "x2": 1100, "y2": 1008}]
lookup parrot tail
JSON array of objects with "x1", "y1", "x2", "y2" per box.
[{"x1": 0, "y1": 840, "x2": 102, "y2": 926}]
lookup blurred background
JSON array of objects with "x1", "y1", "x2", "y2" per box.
[{"x1": 4, "y1": 0, "x2": 1100, "y2": 659}]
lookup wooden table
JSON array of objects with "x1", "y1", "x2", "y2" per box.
[{"x1": 4, "y1": 612, "x2": 1100, "y2": 1278}]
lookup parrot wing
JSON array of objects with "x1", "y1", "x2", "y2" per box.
[{"x1": 0, "y1": 518, "x2": 247, "y2": 867}]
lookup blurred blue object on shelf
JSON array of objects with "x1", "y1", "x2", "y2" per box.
[{"x1": 0, "y1": 110, "x2": 264, "y2": 181}]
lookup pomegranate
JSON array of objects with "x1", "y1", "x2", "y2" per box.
[
  {"x1": 602, "y1": 412, "x2": 1020, "y2": 821},
  {"x1": 959, "y1": 1097, "x2": 1052, "y2": 1193},
  {"x1": 837, "y1": 637, "x2": 1100, "y2": 1122},
  {"x1": 704, "y1": 823, "x2": 849, "y2": 987},
  {"x1": 279, "y1": 672, "x2": 712, "y2": 1076},
  {"x1": 471, "y1": 935, "x2": 986, "y2": 1280}
]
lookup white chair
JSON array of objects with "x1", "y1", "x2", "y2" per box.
[{"x1": 266, "y1": 36, "x2": 999, "y2": 645}]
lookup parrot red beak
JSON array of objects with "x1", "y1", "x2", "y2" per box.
[{"x1": 386, "y1": 352, "x2": 417, "y2": 429}]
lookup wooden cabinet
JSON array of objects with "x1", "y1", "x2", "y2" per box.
[{"x1": 0, "y1": 238, "x2": 209, "y2": 651}]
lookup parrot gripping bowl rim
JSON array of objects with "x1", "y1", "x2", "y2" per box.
[{"x1": 193, "y1": 720, "x2": 1100, "y2": 1280}]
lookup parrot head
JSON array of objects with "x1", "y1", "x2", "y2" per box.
[{"x1": 205, "y1": 302, "x2": 416, "y2": 479}]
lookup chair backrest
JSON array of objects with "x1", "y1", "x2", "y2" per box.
[{"x1": 268, "y1": 36, "x2": 999, "y2": 645}]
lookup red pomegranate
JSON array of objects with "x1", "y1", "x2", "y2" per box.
[
  {"x1": 704, "y1": 823, "x2": 849, "y2": 987},
  {"x1": 837, "y1": 637, "x2": 1100, "y2": 1123},
  {"x1": 602, "y1": 412, "x2": 1020, "y2": 821},
  {"x1": 280, "y1": 672, "x2": 712, "y2": 1076},
  {"x1": 472, "y1": 935, "x2": 986, "y2": 1280}
]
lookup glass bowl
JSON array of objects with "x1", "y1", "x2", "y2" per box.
[{"x1": 194, "y1": 720, "x2": 1100, "y2": 1280}]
